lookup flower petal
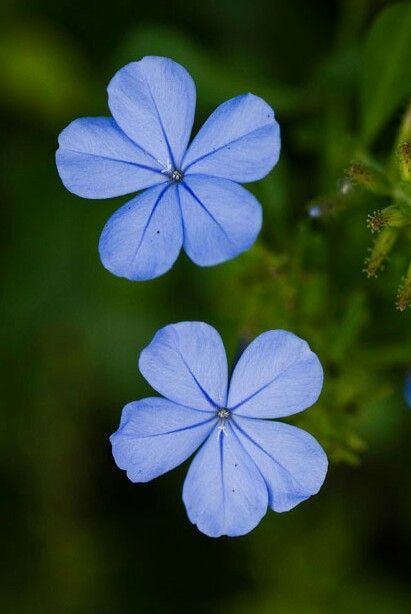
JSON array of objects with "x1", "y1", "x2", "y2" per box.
[
  {"x1": 108, "y1": 56, "x2": 196, "y2": 169},
  {"x1": 110, "y1": 398, "x2": 215, "y2": 482},
  {"x1": 178, "y1": 175, "x2": 262, "y2": 266},
  {"x1": 182, "y1": 94, "x2": 280, "y2": 182},
  {"x1": 227, "y1": 330, "x2": 323, "y2": 418},
  {"x1": 56, "y1": 117, "x2": 164, "y2": 198},
  {"x1": 139, "y1": 322, "x2": 228, "y2": 411},
  {"x1": 98, "y1": 183, "x2": 183, "y2": 281},
  {"x1": 183, "y1": 423, "x2": 268, "y2": 537},
  {"x1": 233, "y1": 417, "x2": 328, "y2": 512}
]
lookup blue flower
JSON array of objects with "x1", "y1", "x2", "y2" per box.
[
  {"x1": 110, "y1": 322, "x2": 328, "y2": 537},
  {"x1": 56, "y1": 57, "x2": 281, "y2": 280}
]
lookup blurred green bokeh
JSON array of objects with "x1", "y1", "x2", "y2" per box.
[{"x1": 1, "y1": 0, "x2": 411, "y2": 612}]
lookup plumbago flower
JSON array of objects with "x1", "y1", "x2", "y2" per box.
[
  {"x1": 56, "y1": 56, "x2": 281, "y2": 281},
  {"x1": 110, "y1": 322, "x2": 328, "y2": 537}
]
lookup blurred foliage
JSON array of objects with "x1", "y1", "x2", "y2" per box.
[
  {"x1": 310, "y1": 2, "x2": 411, "y2": 310},
  {"x1": 360, "y1": 2, "x2": 411, "y2": 144},
  {"x1": 1, "y1": 0, "x2": 411, "y2": 613},
  {"x1": 0, "y1": 20, "x2": 94, "y2": 126}
]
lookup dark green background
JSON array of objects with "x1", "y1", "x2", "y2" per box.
[{"x1": 1, "y1": 0, "x2": 411, "y2": 612}]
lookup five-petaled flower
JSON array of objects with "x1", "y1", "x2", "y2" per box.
[
  {"x1": 110, "y1": 322, "x2": 328, "y2": 537},
  {"x1": 56, "y1": 56, "x2": 281, "y2": 281}
]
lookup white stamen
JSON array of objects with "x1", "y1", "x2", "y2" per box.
[
  {"x1": 217, "y1": 422, "x2": 228, "y2": 439},
  {"x1": 160, "y1": 160, "x2": 173, "y2": 173},
  {"x1": 216, "y1": 408, "x2": 231, "y2": 439}
]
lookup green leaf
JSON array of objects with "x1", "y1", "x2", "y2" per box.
[
  {"x1": 360, "y1": 2, "x2": 411, "y2": 145},
  {"x1": 0, "y1": 21, "x2": 93, "y2": 126}
]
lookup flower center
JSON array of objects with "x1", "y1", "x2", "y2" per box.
[
  {"x1": 171, "y1": 169, "x2": 184, "y2": 183},
  {"x1": 216, "y1": 408, "x2": 231, "y2": 438},
  {"x1": 217, "y1": 408, "x2": 231, "y2": 420}
]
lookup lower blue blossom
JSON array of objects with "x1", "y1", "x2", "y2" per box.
[{"x1": 110, "y1": 322, "x2": 328, "y2": 537}]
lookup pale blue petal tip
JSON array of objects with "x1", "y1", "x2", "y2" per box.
[{"x1": 308, "y1": 205, "x2": 322, "y2": 218}]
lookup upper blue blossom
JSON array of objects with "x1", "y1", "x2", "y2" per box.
[
  {"x1": 110, "y1": 322, "x2": 328, "y2": 537},
  {"x1": 56, "y1": 57, "x2": 281, "y2": 281}
]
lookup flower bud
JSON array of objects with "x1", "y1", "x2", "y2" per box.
[
  {"x1": 337, "y1": 177, "x2": 354, "y2": 196},
  {"x1": 364, "y1": 227, "x2": 399, "y2": 278},
  {"x1": 367, "y1": 205, "x2": 411, "y2": 233},
  {"x1": 307, "y1": 191, "x2": 358, "y2": 218},
  {"x1": 398, "y1": 141, "x2": 411, "y2": 182},
  {"x1": 396, "y1": 260, "x2": 411, "y2": 311},
  {"x1": 398, "y1": 98, "x2": 411, "y2": 143},
  {"x1": 307, "y1": 200, "x2": 332, "y2": 218},
  {"x1": 345, "y1": 161, "x2": 390, "y2": 196}
]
